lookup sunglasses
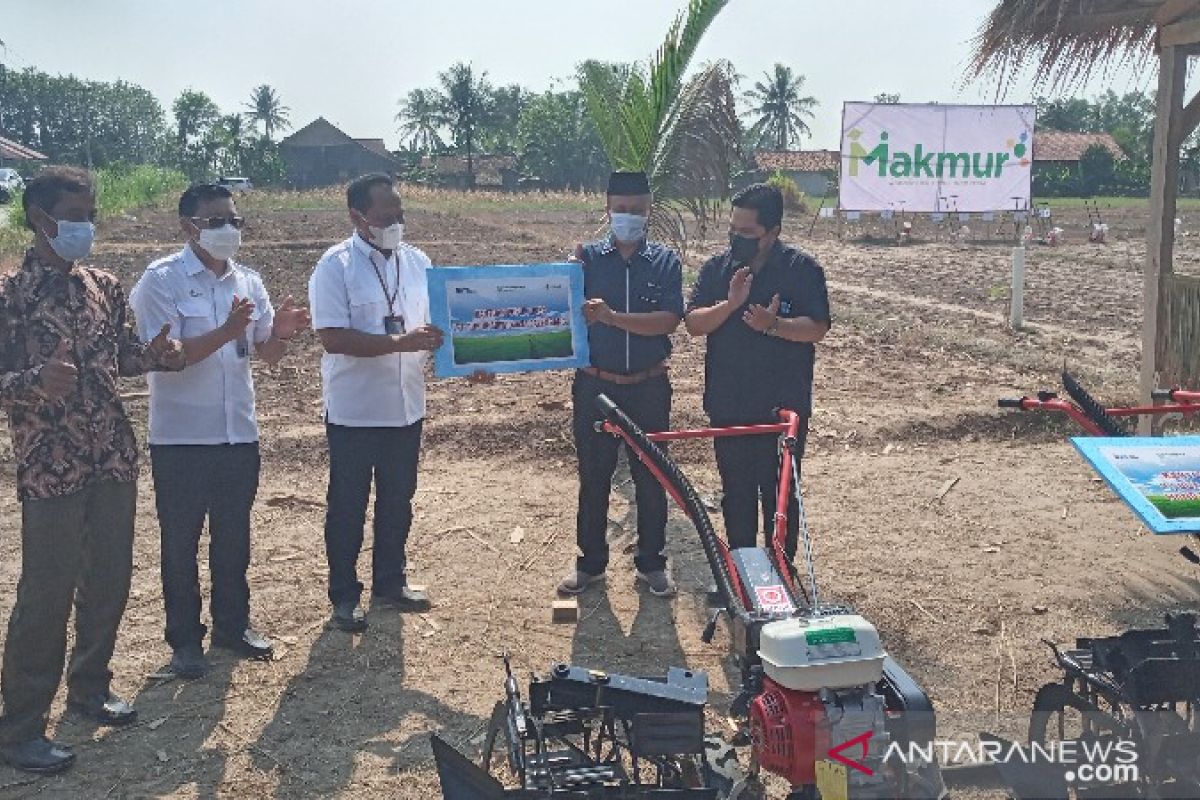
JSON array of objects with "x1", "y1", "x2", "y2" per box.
[{"x1": 190, "y1": 216, "x2": 246, "y2": 230}]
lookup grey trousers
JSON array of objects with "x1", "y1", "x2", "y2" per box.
[{"x1": 0, "y1": 480, "x2": 136, "y2": 743}]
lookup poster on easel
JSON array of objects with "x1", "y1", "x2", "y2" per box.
[
  {"x1": 1072, "y1": 436, "x2": 1200, "y2": 534},
  {"x1": 426, "y1": 262, "x2": 589, "y2": 378}
]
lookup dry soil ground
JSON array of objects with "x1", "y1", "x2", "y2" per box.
[{"x1": 0, "y1": 195, "x2": 1198, "y2": 799}]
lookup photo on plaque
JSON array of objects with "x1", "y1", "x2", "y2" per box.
[
  {"x1": 1072, "y1": 436, "x2": 1200, "y2": 534},
  {"x1": 427, "y1": 262, "x2": 590, "y2": 378}
]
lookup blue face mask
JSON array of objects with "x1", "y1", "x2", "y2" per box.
[
  {"x1": 610, "y1": 212, "x2": 648, "y2": 243},
  {"x1": 47, "y1": 220, "x2": 96, "y2": 262}
]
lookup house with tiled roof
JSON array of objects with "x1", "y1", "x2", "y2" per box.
[
  {"x1": 1032, "y1": 131, "x2": 1125, "y2": 164},
  {"x1": 0, "y1": 134, "x2": 48, "y2": 165},
  {"x1": 418, "y1": 154, "x2": 519, "y2": 191},
  {"x1": 744, "y1": 150, "x2": 840, "y2": 198},
  {"x1": 278, "y1": 118, "x2": 401, "y2": 189}
]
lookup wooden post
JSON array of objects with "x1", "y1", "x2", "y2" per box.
[
  {"x1": 1139, "y1": 44, "x2": 1188, "y2": 434},
  {"x1": 1010, "y1": 246, "x2": 1025, "y2": 329}
]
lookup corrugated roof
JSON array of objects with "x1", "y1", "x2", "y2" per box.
[
  {"x1": 0, "y1": 135, "x2": 48, "y2": 161},
  {"x1": 1033, "y1": 131, "x2": 1125, "y2": 162},
  {"x1": 754, "y1": 150, "x2": 839, "y2": 173}
]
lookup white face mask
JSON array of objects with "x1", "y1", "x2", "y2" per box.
[
  {"x1": 610, "y1": 212, "x2": 647, "y2": 243},
  {"x1": 368, "y1": 222, "x2": 404, "y2": 250},
  {"x1": 197, "y1": 225, "x2": 241, "y2": 261},
  {"x1": 47, "y1": 220, "x2": 96, "y2": 262}
]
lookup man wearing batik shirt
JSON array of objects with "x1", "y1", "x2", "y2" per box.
[{"x1": 0, "y1": 167, "x2": 184, "y2": 775}]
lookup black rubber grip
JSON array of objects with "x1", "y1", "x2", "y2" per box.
[
  {"x1": 593, "y1": 393, "x2": 758, "y2": 617},
  {"x1": 1152, "y1": 388, "x2": 1174, "y2": 402},
  {"x1": 998, "y1": 398, "x2": 1024, "y2": 409},
  {"x1": 1061, "y1": 370, "x2": 1128, "y2": 437}
]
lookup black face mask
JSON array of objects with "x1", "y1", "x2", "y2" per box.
[{"x1": 729, "y1": 233, "x2": 760, "y2": 265}]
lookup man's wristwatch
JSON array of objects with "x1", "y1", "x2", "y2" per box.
[{"x1": 765, "y1": 318, "x2": 780, "y2": 337}]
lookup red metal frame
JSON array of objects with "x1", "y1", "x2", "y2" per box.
[
  {"x1": 600, "y1": 410, "x2": 806, "y2": 608},
  {"x1": 1006, "y1": 392, "x2": 1200, "y2": 436}
]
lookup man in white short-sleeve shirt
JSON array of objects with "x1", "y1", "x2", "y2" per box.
[
  {"x1": 130, "y1": 184, "x2": 309, "y2": 679},
  {"x1": 309, "y1": 173, "x2": 490, "y2": 633}
]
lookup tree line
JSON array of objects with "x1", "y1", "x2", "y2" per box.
[
  {"x1": 1034, "y1": 90, "x2": 1200, "y2": 197},
  {"x1": 396, "y1": 60, "x2": 821, "y2": 191},
  {"x1": 0, "y1": 63, "x2": 291, "y2": 185},
  {"x1": 0, "y1": 58, "x2": 821, "y2": 193}
]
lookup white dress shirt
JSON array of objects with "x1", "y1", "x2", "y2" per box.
[
  {"x1": 130, "y1": 244, "x2": 275, "y2": 445},
  {"x1": 308, "y1": 233, "x2": 431, "y2": 428}
]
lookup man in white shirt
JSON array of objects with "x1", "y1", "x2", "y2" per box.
[
  {"x1": 310, "y1": 173, "x2": 481, "y2": 632},
  {"x1": 130, "y1": 184, "x2": 309, "y2": 678}
]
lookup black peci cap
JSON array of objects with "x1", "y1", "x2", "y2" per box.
[{"x1": 607, "y1": 171, "x2": 650, "y2": 196}]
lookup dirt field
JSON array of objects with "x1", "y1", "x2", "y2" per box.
[{"x1": 0, "y1": 195, "x2": 1198, "y2": 799}]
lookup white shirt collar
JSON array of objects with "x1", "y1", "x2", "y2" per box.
[
  {"x1": 184, "y1": 241, "x2": 239, "y2": 280},
  {"x1": 352, "y1": 231, "x2": 389, "y2": 261}
]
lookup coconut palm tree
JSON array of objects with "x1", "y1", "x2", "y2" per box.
[
  {"x1": 438, "y1": 63, "x2": 492, "y2": 187},
  {"x1": 743, "y1": 64, "x2": 818, "y2": 151},
  {"x1": 244, "y1": 84, "x2": 291, "y2": 142},
  {"x1": 396, "y1": 88, "x2": 447, "y2": 154}
]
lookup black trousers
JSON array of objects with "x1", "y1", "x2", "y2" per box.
[
  {"x1": 324, "y1": 421, "x2": 422, "y2": 606},
  {"x1": 151, "y1": 444, "x2": 260, "y2": 649},
  {"x1": 572, "y1": 372, "x2": 671, "y2": 575},
  {"x1": 712, "y1": 418, "x2": 808, "y2": 560}
]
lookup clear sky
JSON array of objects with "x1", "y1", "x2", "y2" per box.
[{"x1": 0, "y1": 0, "x2": 1157, "y2": 150}]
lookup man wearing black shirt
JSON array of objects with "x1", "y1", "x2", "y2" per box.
[
  {"x1": 557, "y1": 172, "x2": 684, "y2": 598},
  {"x1": 685, "y1": 183, "x2": 831, "y2": 559}
]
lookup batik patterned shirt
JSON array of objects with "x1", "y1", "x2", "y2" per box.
[{"x1": 0, "y1": 248, "x2": 163, "y2": 500}]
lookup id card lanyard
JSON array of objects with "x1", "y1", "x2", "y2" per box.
[{"x1": 370, "y1": 250, "x2": 405, "y2": 333}]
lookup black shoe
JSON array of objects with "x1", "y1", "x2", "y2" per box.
[
  {"x1": 212, "y1": 628, "x2": 274, "y2": 661},
  {"x1": 331, "y1": 601, "x2": 368, "y2": 633},
  {"x1": 0, "y1": 737, "x2": 75, "y2": 774},
  {"x1": 372, "y1": 585, "x2": 432, "y2": 613},
  {"x1": 170, "y1": 643, "x2": 210, "y2": 679},
  {"x1": 66, "y1": 691, "x2": 137, "y2": 727}
]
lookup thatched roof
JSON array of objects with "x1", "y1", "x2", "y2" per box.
[{"x1": 969, "y1": 0, "x2": 1200, "y2": 91}]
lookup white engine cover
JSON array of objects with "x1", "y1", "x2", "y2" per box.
[{"x1": 758, "y1": 613, "x2": 887, "y2": 691}]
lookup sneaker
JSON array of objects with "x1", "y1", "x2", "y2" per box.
[
  {"x1": 331, "y1": 602, "x2": 368, "y2": 633},
  {"x1": 636, "y1": 570, "x2": 677, "y2": 598},
  {"x1": 0, "y1": 737, "x2": 74, "y2": 775},
  {"x1": 212, "y1": 627, "x2": 274, "y2": 661},
  {"x1": 557, "y1": 570, "x2": 604, "y2": 596},
  {"x1": 170, "y1": 642, "x2": 209, "y2": 679}
]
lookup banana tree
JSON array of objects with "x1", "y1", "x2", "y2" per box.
[{"x1": 579, "y1": 0, "x2": 739, "y2": 254}]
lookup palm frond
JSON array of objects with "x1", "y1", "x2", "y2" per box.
[{"x1": 579, "y1": 60, "x2": 640, "y2": 170}]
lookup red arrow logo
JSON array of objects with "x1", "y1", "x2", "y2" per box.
[{"x1": 828, "y1": 730, "x2": 875, "y2": 776}]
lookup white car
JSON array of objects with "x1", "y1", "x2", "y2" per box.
[
  {"x1": 0, "y1": 168, "x2": 23, "y2": 203},
  {"x1": 217, "y1": 175, "x2": 253, "y2": 193}
]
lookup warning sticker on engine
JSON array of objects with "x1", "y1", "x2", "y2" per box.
[{"x1": 754, "y1": 585, "x2": 794, "y2": 613}]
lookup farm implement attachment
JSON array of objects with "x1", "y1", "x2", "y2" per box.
[
  {"x1": 434, "y1": 395, "x2": 947, "y2": 799},
  {"x1": 990, "y1": 372, "x2": 1200, "y2": 798}
]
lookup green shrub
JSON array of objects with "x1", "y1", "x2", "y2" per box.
[
  {"x1": 767, "y1": 170, "x2": 807, "y2": 213},
  {"x1": 95, "y1": 164, "x2": 189, "y2": 217}
]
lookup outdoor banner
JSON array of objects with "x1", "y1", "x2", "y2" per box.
[
  {"x1": 426, "y1": 262, "x2": 590, "y2": 378},
  {"x1": 839, "y1": 102, "x2": 1035, "y2": 213},
  {"x1": 1072, "y1": 436, "x2": 1200, "y2": 534}
]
